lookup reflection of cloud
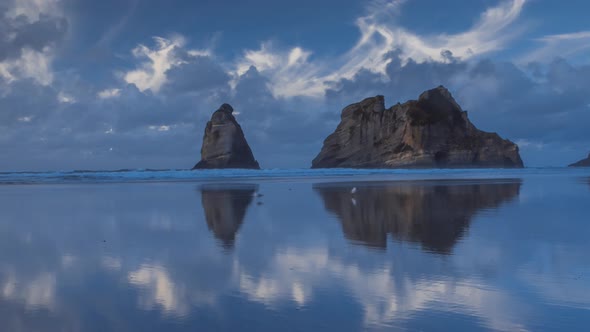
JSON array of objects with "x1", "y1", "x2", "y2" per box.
[
  {"x1": 236, "y1": 248, "x2": 327, "y2": 307},
  {"x1": 101, "y1": 256, "x2": 122, "y2": 271},
  {"x1": 128, "y1": 264, "x2": 218, "y2": 316},
  {"x1": 235, "y1": 247, "x2": 529, "y2": 331},
  {"x1": 1, "y1": 272, "x2": 56, "y2": 310},
  {"x1": 61, "y1": 254, "x2": 76, "y2": 268},
  {"x1": 238, "y1": 275, "x2": 282, "y2": 306},
  {"x1": 518, "y1": 247, "x2": 590, "y2": 310},
  {"x1": 129, "y1": 265, "x2": 188, "y2": 315}
]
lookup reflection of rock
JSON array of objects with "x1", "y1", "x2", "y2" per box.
[
  {"x1": 314, "y1": 180, "x2": 521, "y2": 253},
  {"x1": 200, "y1": 184, "x2": 258, "y2": 248}
]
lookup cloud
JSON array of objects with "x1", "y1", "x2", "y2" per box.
[
  {"x1": 123, "y1": 36, "x2": 186, "y2": 93},
  {"x1": 228, "y1": 0, "x2": 527, "y2": 100},
  {"x1": 341, "y1": 0, "x2": 527, "y2": 73},
  {"x1": 0, "y1": 0, "x2": 589, "y2": 171},
  {"x1": 97, "y1": 88, "x2": 121, "y2": 99},
  {"x1": 0, "y1": 47, "x2": 55, "y2": 85},
  {"x1": 233, "y1": 43, "x2": 322, "y2": 98},
  {"x1": 0, "y1": 0, "x2": 67, "y2": 86},
  {"x1": 57, "y1": 91, "x2": 75, "y2": 104},
  {"x1": 521, "y1": 31, "x2": 590, "y2": 64},
  {"x1": 123, "y1": 36, "x2": 215, "y2": 94},
  {"x1": 164, "y1": 51, "x2": 230, "y2": 95},
  {"x1": 5, "y1": 0, "x2": 63, "y2": 22}
]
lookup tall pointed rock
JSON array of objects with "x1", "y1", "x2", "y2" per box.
[
  {"x1": 193, "y1": 104, "x2": 260, "y2": 169},
  {"x1": 312, "y1": 86, "x2": 524, "y2": 169}
]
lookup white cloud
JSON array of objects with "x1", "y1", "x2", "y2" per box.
[
  {"x1": 233, "y1": 43, "x2": 321, "y2": 98},
  {"x1": 0, "y1": 48, "x2": 54, "y2": 86},
  {"x1": 124, "y1": 36, "x2": 210, "y2": 93},
  {"x1": 148, "y1": 125, "x2": 171, "y2": 132},
  {"x1": 340, "y1": 0, "x2": 526, "y2": 72},
  {"x1": 98, "y1": 88, "x2": 122, "y2": 99},
  {"x1": 6, "y1": 0, "x2": 62, "y2": 22},
  {"x1": 124, "y1": 37, "x2": 185, "y2": 93},
  {"x1": 17, "y1": 116, "x2": 33, "y2": 122},
  {"x1": 520, "y1": 31, "x2": 590, "y2": 63},
  {"x1": 515, "y1": 139, "x2": 545, "y2": 150},
  {"x1": 114, "y1": 1, "x2": 527, "y2": 99},
  {"x1": 232, "y1": 0, "x2": 527, "y2": 98},
  {"x1": 57, "y1": 91, "x2": 75, "y2": 104},
  {"x1": 0, "y1": 0, "x2": 65, "y2": 86}
]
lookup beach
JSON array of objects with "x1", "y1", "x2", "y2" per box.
[{"x1": 0, "y1": 169, "x2": 589, "y2": 331}]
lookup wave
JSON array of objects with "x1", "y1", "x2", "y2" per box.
[{"x1": 0, "y1": 167, "x2": 586, "y2": 185}]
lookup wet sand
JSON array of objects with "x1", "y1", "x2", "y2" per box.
[{"x1": 0, "y1": 173, "x2": 589, "y2": 331}]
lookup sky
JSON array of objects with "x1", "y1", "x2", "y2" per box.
[{"x1": 1, "y1": 0, "x2": 590, "y2": 171}]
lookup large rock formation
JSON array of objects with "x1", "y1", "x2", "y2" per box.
[
  {"x1": 193, "y1": 104, "x2": 260, "y2": 169},
  {"x1": 569, "y1": 153, "x2": 590, "y2": 167},
  {"x1": 312, "y1": 86, "x2": 524, "y2": 168},
  {"x1": 314, "y1": 179, "x2": 521, "y2": 253}
]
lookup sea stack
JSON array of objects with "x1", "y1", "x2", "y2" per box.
[
  {"x1": 193, "y1": 104, "x2": 260, "y2": 169},
  {"x1": 312, "y1": 86, "x2": 524, "y2": 169},
  {"x1": 569, "y1": 153, "x2": 590, "y2": 167}
]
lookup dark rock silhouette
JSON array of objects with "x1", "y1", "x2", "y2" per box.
[
  {"x1": 200, "y1": 184, "x2": 258, "y2": 249},
  {"x1": 314, "y1": 179, "x2": 521, "y2": 253},
  {"x1": 312, "y1": 86, "x2": 523, "y2": 169},
  {"x1": 569, "y1": 153, "x2": 590, "y2": 167},
  {"x1": 193, "y1": 104, "x2": 260, "y2": 169}
]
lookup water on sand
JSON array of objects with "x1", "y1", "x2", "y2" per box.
[{"x1": 0, "y1": 169, "x2": 589, "y2": 331}]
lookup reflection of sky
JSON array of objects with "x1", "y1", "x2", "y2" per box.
[{"x1": 0, "y1": 176, "x2": 589, "y2": 331}]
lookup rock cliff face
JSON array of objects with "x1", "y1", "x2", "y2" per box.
[
  {"x1": 193, "y1": 104, "x2": 260, "y2": 169},
  {"x1": 569, "y1": 154, "x2": 590, "y2": 167},
  {"x1": 312, "y1": 86, "x2": 523, "y2": 169},
  {"x1": 314, "y1": 180, "x2": 521, "y2": 253}
]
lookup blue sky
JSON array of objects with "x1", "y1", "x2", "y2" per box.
[{"x1": 1, "y1": 0, "x2": 590, "y2": 171}]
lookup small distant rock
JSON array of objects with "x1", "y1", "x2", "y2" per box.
[
  {"x1": 193, "y1": 104, "x2": 260, "y2": 170},
  {"x1": 569, "y1": 153, "x2": 590, "y2": 167}
]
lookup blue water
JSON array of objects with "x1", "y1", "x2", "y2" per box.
[{"x1": 0, "y1": 168, "x2": 589, "y2": 331}]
